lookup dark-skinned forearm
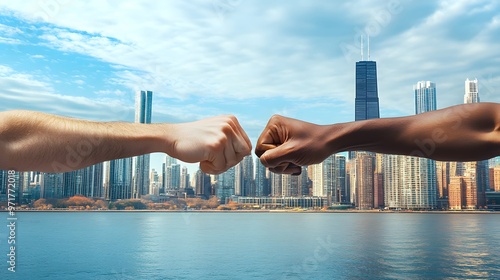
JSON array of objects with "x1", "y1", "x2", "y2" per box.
[{"x1": 328, "y1": 103, "x2": 500, "y2": 161}]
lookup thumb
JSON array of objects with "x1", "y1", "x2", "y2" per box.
[{"x1": 259, "y1": 142, "x2": 295, "y2": 168}]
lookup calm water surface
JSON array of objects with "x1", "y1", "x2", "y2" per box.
[{"x1": 2, "y1": 212, "x2": 499, "y2": 279}]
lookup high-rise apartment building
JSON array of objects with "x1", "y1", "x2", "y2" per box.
[
  {"x1": 133, "y1": 90, "x2": 153, "y2": 198},
  {"x1": 464, "y1": 78, "x2": 479, "y2": 103},
  {"x1": 299, "y1": 166, "x2": 310, "y2": 197},
  {"x1": 463, "y1": 79, "x2": 488, "y2": 208},
  {"x1": 180, "y1": 166, "x2": 190, "y2": 189},
  {"x1": 436, "y1": 161, "x2": 450, "y2": 198},
  {"x1": 282, "y1": 174, "x2": 300, "y2": 197},
  {"x1": 195, "y1": 169, "x2": 212, "y2": 199},
  {"x1": 104, "y1": 158, "x2": 133, "y2": 200},
  {"x1": 449, "y1": 176, "x2": 477, "y2": 210},
  {"x1": 270, "y1": 172, "x2": 282, "y2": 197},
  {"x1": 63, "y1": 164, "x2": 104, "y2": 198},
  {"x1": 234, "y1": 156, "x2": 254, "y2": 196},
  {"x1": 0, "y1": 170, "x2": 6, "y2": 198},
  {"x1": 255, "y1": 158, "x2": 270, "y2": 197},
  {"x1": 215, "y1": 166, "x2": 235, "y2": 202},
  {"x1": 414, "y1": 81, "x2": 436, "y2": 114},
  {"x1": 414, "y1": 81, "x2": 437, "y2": 209},
  {"x1": 382, "y1": 82, "x2": 437, "y2": 210},
  {"x1": 489, "y1": 166, "x2": 500, "y2": 192},
  {"x1": 383, "y1": 154, "x2": 402, "y2": 209},
  {"x1": 41, "y1": 173, "x2": 64, "y2": 199},
  {"x1": 355, "y1": 152, "x2": 374, "y2": 210},
  {"x1": 149, "y1": 169, "x2": 160, "y2": 196},
  {"x1": 310, "y1": 154, "x2": 345, "y2": 203},
  {"x1": 163, "y1": 155, "x2": 179, "y2": 191},
  {"x1": 373, "y1": 153, "x2": 384, "y2": 209}
]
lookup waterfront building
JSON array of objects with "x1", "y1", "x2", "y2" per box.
[{"x1": 133, "y1": 90, "x2": 153, "y2": 198}]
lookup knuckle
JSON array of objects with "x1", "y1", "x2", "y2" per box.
[
  {"x1": 226, "y1": 115, "x2": 237, "y2": 122},
  {"x1": 269, "y1": 114, "x2": 283, "y2": 123},
  {"x1": 208, "y1": 138, "x2": 227, "y2": 151},
  {"x1": 220, "y1": 123, "x2": 233, "y2": 134}
]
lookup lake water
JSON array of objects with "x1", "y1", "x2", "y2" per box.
[{"x1": 2, "y1": 212, "x2": 500, "y2": 279}]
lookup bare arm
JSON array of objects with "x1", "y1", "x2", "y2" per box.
[
  {"x1": 255, "y1": 103, "x2": 500, "y2": 174},
  {"x1": 0, "y1": 110, "x2": 251, "y2": 174}
]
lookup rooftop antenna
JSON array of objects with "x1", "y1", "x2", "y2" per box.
[
  {"x1": 360, "y1": 35, "x2": 364, "y2": 61},
  {"x1": 367, "y1": 35, "x2": 370, "y2": 61}
]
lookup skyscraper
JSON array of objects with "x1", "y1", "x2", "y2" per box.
[
  {"x1": 436, "y1": 161, "x2": 450, "y2": 199},
  {"x1": 413, "y1": 81, "x2": 437, "y2": 209},
  {"x1": 41, "y1": 173, "x2": 64, "y2": 199},
  {"x1": 383, "y1": 82, "x2": 438, "y2": 210},
  {"x1": 355, "y1": 61, "x2": 380, "y2": 121},
  {"x1": 282, "y1": 174, "x2": 300, "y2": 197},
  {"x1": 464, "y1": 78, "x2": 479, "y2": 104},
  {"x1": 149, "y1": 169, "x2": 160, "y2": 196},
  {"x1": 414, "y1": 81, "x2": 436, "y2": 115},
  {"x1": 105, "y1": 158, "x2": 133, "y2": 200},
  {"x1": 234, "y1": 155, "x2": 254, "y2": 196},
  {"x1": 62, "y1": 164, "x2": 103, "y2": 198},
  {"x1": 383, "y1": 154, "x2": 403, "y2": 209},
  {"x1": 255, "y1": 158, "x2": 270, "y2": 197},
  {"x1": 449, "y1": 176, "x2": 477, "y2": 210},
  {"x1": 490, "y1": 166, "x2": 500, "y2": 192},
  {"x1": 310, "y1": 154, "x2": 345, "y2": 203},
  {"x1": 133, "y1": 90, "x2": 153, "y2": 198},
  {"x1": 463, "y1": 78, "x2": 488, "y2": 208},
  {"x1": 373, "y1": 154, "x2": 384, "y2": 209},
  {"x1": 180, "y1": 166, "x2": 190, "y2": 189},
  {"x1": 355, "y1": 152, "x2": 375, "y2": 210},
  {"x1": 163, "y1": 155, "x2": 179, "y2": 191},
  {"x1": 352, "y1": 60, "x2": 379, "y2": 149},
  {"x1": 63, "y1": 170, "x2": 82, "y2": 197},
  {"x1": 270, "y1": 172, "x2": 282, "y2": 197},
  {"x1": 215, "y1": 166, "x2": 235, "y2": 203},
  {"x1": 195, "y1": 169, "x2": 212, "y2": 199}
]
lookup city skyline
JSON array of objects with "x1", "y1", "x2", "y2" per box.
[
  {"x1": 1, "y1": 54, "x2": 499, "y2": 208},
  {"x1": 1, "y1": 1, "x2": 500, "y2": 174}
]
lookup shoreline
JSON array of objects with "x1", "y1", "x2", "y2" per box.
[{"x1": 1, "y1": 209, "x2": 499, "y2": 214}]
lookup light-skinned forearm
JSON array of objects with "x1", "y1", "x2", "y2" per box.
[
  {"x1": 0, "y1": 110, "x2": 173, "y2": 172},
  {"x1": 329, "y1": 102, "x2": 500, "y2": 161}
]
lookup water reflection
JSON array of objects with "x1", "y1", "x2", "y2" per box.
[
  {"x1": 15, "y1": 212, "x2": 500, "y2": 280},
  {"x1": 444, "y1": 214, "x2": 497, "y2": 279}
]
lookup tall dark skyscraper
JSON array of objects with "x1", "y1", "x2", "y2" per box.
[
  {"x1": 133, "y1": 90, "x2": 153, "y2": 198},
  {"x1": 355, "y1": 61, "x2": 380, "y2": 121},
  {"x1": 350, "y1": 60, "x2": 380, "y2": 160}
]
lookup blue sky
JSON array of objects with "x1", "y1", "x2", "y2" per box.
[{"x1": 1, "y1": 0, "x2": 499, "y2": 174}]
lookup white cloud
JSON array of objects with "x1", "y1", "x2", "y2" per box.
[
  {"x1": 0, "y1": 0, "x2": 499, "y2": 119},
  {"x1": 0, "y1": 22, "x2": 22, "y2": 35},
  {"x1": 0, "y1": 36, "x2": 21, "y2": 44},
  {"x1": 94, "y1": 89, "x2": 126, "y2": 96},
  {"x1": 0, "y1": 64, "x2": 135, "y2": 121}
]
